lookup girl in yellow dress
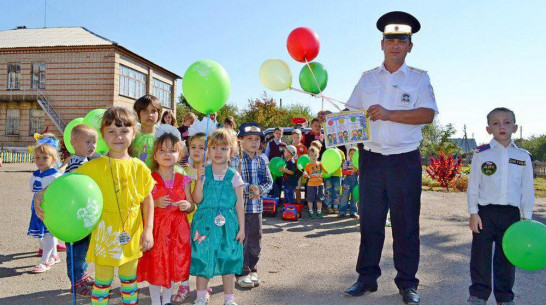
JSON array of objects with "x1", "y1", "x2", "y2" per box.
[{"x1": 74, "y1": 107, "x2": 155, "y2": 304}]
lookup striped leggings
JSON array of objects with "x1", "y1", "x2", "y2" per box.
[{"x1": 92, "y1": 259, "x2": 138, "y2": 304}]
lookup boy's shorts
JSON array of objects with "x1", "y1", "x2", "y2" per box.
[{"x1": 306, "y1": 185, "x2": 325, "y2": 202}]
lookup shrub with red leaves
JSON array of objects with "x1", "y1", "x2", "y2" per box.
[{"x1": 425, "y1": 153, "x2": 462, "y2": 191}]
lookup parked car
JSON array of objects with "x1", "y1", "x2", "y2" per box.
[{"x1": 263, "y1": 127, "x2": 312, "y2": 144}]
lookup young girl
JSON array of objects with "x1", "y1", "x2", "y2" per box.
[
  {"x1": 191, "y1": 129, "x2": 245, "y2": 305},
  {"x1": 137, "y1": 125, "x2": 194, "y2": 305},
  {"x1": 131, "y1": 94, "x2": 162, "y2": 168},
  {"x1": 160, "y1": 110, "x2": 177, "y2": 127},
  {"x1": 29, "y1": 138, "x2": 62, "y2": 273},
  {"x1": 62, "y1": 107, "x2": 153, "y2": 304}
]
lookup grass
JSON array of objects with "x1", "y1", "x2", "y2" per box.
[{"x1": 535, "y1": 177, "x2": 546, "y2": 198}]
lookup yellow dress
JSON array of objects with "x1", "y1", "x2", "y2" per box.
[
  {"x1": 183, "y1": 166, "x2": 197, "y2": 223},
  {"x1": 75, "y1": 156, "x2": 154, "y2": 266}
]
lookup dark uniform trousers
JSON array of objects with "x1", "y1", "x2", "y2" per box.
[
  {"x1": 469, "y1": 205, "x2": 519, "y2": 302},
  {"x1": 241, "y1": 213, "x2": 262, "y2": 276},
  {"x1": 356, "y1": 148, "x2": 422, "y2": 290}
]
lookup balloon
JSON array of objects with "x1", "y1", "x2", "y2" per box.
[
  {"x1": 269, "y1": 157, "x2": 287, "y2": 177},
  {"x1": 182, "y1": 60, "x2": 230, "y2": 115},
  {"x1": 352, "y1": 185, "x2": 359, "y2": 202},
  {"x1": 287, "y1": 27, "x2": 320, "y2": 62},
  {"x1": 259, "y1": 59, "x2": 292, "y2": 91},
  {"x1": 502, "y1": 220, "x2": 546, "y2": 270},
  {"x1": 63, "y1": 117, "x2": 84, "y2": 154},
  {"x1": 42, "y1": 173, "x2": 103, "y2": 242},
  {"x1": 96, "y1": 138, "x2": 109, "y2": 154},
  {"x1": 299, "y1": 62, "x2": 328, "y2": 94},
  {"x1": 352, "y1": 150, "x2": 359, "y2": 170},
  {"x1": 322, "y1": 148, "x2": 342, "y2": 173},
  {"x1": 297, "y1": 154, "x2": 311, "y2": 171},
  {"x1": 83, "y1": 109, "x2": 106, "y2": 133},
  {"x1": 322, "y1": 171, "x2": 332, "y2": 178}
]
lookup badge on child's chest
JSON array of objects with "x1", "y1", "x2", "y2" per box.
[{"x1": 481, "y1": 161, "x2": 497, "y2": 176}]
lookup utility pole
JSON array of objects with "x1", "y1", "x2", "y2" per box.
[
  {"x1": 279, "y1": 98, "x2": 282, "y2": 109},
  {"x1": 520, "y1": 125, "x2": 523, "y2": 146}
]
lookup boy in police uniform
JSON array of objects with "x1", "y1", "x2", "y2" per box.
[{"x1": 467, "y1": 107, "x2": 534, "y2": 305}]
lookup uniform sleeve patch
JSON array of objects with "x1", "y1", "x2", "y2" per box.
[
  {"x1": 474, "y1": 144, "x2": 491, "y2": 153},
  {"x1": 509, "y1": 158, "x2": 526, "y2": 166},
  {"x1": 481, "y1": 161, "x2": 497, "y2": 176}
]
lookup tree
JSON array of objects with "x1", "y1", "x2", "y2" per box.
[
  {"x1": 420, "y1": 119, "x2": 460, "y2": 157},
  {"x1": 240, "y1": 92, "x2": 288, "y2": 129},
  {"x1": 217, "y1": 104, "x2": 240, "y2": 127},
  {"x1": 521, "y1": 134, "x2": 546, "y2": 161}
]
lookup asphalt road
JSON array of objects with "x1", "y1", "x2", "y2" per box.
[{"x1": 1, "y1": 163, "x2": 545, "y2": 305}]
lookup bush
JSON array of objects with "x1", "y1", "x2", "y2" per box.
[
  {"x1": 452, "y1": 176, "x2": 468, "y2": 192},
  {"x1": 425, "y1": 153, "x2": 462, "y2": 192}
]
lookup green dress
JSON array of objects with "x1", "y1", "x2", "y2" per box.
[
  {"x1": 190, "y1": 166, "x2": 243, "y2": 278},
  {"x1": 131, "y1": 131, "x2": 155, "y2": 169}
]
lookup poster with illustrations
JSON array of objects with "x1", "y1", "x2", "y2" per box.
[{"x1": 323, "y1": 110, "x2": 371, "y2": 148}]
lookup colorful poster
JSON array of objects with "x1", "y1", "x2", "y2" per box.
[{"x1": 322, "y1": 110, "x2": 371, "y2": 148}]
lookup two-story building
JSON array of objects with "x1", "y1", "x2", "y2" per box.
[{"x1": 0, "y1": 26, "x2": 180, "y2": 147}]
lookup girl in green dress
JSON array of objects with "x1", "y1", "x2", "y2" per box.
[{"x1": 190, "y1": 129, "x2": 245, "y2": 305}]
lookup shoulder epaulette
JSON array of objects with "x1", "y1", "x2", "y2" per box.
[
  {"x1": 408, "y1": 66, "x2": 428, "y2": 74},
  {"x1": 362, "y1": 67, "x2": 380, "y2": 75},
  {"x1": 473, "y1": 144, "x2": 491, "y2": 153}
]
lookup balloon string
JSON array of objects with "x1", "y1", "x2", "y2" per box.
[
  {"x1": 201, "y1": 116, "x2": 210, "y2": 183},
  {"x1": 302, "y1": 58, "x2": 344, "y2": 111},
  {"x1": 290, "y1": 87, "x2": 344, "y2": 111}
]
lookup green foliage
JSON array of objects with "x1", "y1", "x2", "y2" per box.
[
  {"x1": 420, "y1": 119, "x2": 460, "y2": 157},
  {"x1": 521, "y1": 134, "x2": 546, "y2": 161}
]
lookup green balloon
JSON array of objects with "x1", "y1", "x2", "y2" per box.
[
  {"x1": 502, "y1": 220, "x2": 546, "y2": 270},
  {"x1": 63, "y1": 117, "x2": 84, "y2": 154},
  {"x1": 299, "y1": 62, "x2": 328, "y2": 94},
  {"x1": 352, "y1": 150, "x2": 359, "y2": 170},
  {"x1": 297, "y1": 154, "x2": 311, "y2": 171},
  {"x1": 83, "y1": 109, "x2": 106, "y2": 134},
  {"x1": 269, "y1": 157, "x2": 286, "y2": 177},
  {"x1": 42, "y1": 173, "x2": 103, "y2": 242},
  {"x1": 96, "y1": 138, "x2": 109, "y2": 154},
  {"x1": 322, "y1": 171, "x2": 332, "y2": 178},
  {"x1": 322, "y1": 148, "x2": 342, "y2": 173},
  {"x1": 352, "y1": 185, "x2": 359, "y2": 202},
  {"x1": 183, "y1": 60, "x2": 230, "y2": 115}
]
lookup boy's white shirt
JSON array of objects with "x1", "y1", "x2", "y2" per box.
[{"x1": 467, "y1": 139, "x2": 535, "y2": 219}]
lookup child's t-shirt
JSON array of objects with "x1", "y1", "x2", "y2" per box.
[
  {"x1": 282, "y1": 159, "x2": 298, "y2": 188},
  {"x1": 332, "y1": 148, "x2": 345, "y2": 178},
  {"x1": 294, "y1": 143, "x2": 307, "y2": 158},
  {"x1": 130, "y1": 131, "x2": 155, "y2": 169},
  {"x1": 30, "y1": 168, "x2": 62, "y2": 194},
  {"x1": 75, "y1": 156, "x2": 154, "y2": 266},
  {"x1": 305, "y1": 162, "x2": 325, "y2": 186}
]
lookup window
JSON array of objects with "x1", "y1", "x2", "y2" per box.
[
  {"x1": 119, "y1": 65, "x2": 146, "y2": 99},
  {"x1": 6, "y1": 109, "x2": 20, "y2": 135},
  {"x1": 152, "y1": 78, "x2": 173, "y2": 108},
  {"x1": 31, "y1": 62, "x2": 46, "y2": 89},
  {"x1": 7, "y1": 63, "x2": 20, "y2": 89},
  {"x1": 29, "y1": 109, "x2": 45, "y2": 135}
]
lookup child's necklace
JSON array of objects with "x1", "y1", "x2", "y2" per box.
[
  {"x1": 108, "y1": 156, "x2": 136, "y2": 245},
  {"x1": 211, "y1": 165, "x2": 227, "y2": 226}
]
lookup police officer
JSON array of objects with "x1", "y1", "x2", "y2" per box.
[{"x1": 343, "y1": 11, "x2": 438, "y2": 305}]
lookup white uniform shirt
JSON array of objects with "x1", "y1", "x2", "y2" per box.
[
  {"x1": 467, "y1": 139, "x2": 535, "y2": 219},
  {"x1": 346, "y1": 62, "x2": 438, "y2": 155}
]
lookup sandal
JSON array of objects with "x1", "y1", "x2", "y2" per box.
[
  {"x1": 172, "y1": 285, "x2": 190, "y2": 303},
  {"x1": 75, "y1": 282, "x2": 93, "y2": 296},
  {"x1": 32, "y1": 262, "x2": 50, "y2": 273},
  {"x1": 49, "y1": 255, "x2": 61, "y2": 265}
]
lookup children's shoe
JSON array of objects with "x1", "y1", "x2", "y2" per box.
[
  {"x1": 172, "y1": 285, "x2": 190, "y2": 303},
  {"x1": 57, "y1": 243, "x2": 67, "y2": 252},
  {"x1": 350, "y1": 213, "x2": 359, "y2": 219},
  {"x1": 237, "y1": 275, "x2": 255, "y2": 288},
  {"x1": 224, "y1": 300, "x2": 238, "y2": 305},
  {"x1": 497, "y1": 302, "x2": 515, "y2": 305},
  {"x1": 333, "y1": 207, "x2": 339, "y2": 213},
  {"x1": 308, "y1": 211, "x2": 315, "y2": 219},
  {"x1": 193, "y1": 297, "x2": 208, "y2": 305},
  {"x1": 316, "y1": 211, "x2": 324, "y2": 219},
  {"x1": 38, "y1": 248, "x2": 43, "y2": 256},
  {"x1": 385, "y1": 219, "x2": 391, "y2": 227},
  {"x1": 32, "y1": 262, "x2": 50, "y2": 273},
  {"x1": 249, "y1": 272, "x2": 261, "y2": 286},
  {"x1": 49, "y1": 255, "x2": 61, "y2": 265},
  {"x1": 467, "y1": 296, "x2": 486, "y2": 305},
  {"x1": 337, "y1": 213, "x2": 346, "y2": 218},
  {"x1": 74, "y1": 281, "x2": 92, "y2": 296},
  {"x1": 327, "y1": 206, "x2": 334, "y2": 213}
]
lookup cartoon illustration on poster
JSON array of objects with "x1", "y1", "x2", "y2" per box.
[{"x1": 322, "y1": 110, "x2": 371, "y2": 148}]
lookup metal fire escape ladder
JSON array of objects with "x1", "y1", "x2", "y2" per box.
[{"x1": 35, "y1": 89, "x2": 66, "y2": 133}]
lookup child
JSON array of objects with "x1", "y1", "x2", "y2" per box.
[
  {"x1": 303, "y1": 147, "x2": 326, "y2": 219},
  {"x1": 190, "y1": 129, "x2": 245, "y2": 305},
  {"x1": 29, "y1": 136, "x2": 62, "y2": 273},
  {"x1": 65, "y1": 124, "x2": 99, "y2": 295},
  {"x1": 160, "y1": 110, "x2": 177, "y2": 127},
  {"x1": 138, "y1": 125, "x2": 194, "y2": 305},
  {"x1": 324, "y1": 147, "x2": 345, "y2": 214},
  {"x1": 257, "y1": 145, "x2": 269, "y2": 165},
  {"x1": 303, "y1": 118, "x2": 325, "y2": 155},
  {"x1": 466, "y1": 107, "x2": 534, "y2": 305},
  {"x1": 339, "y1": 147, "x2": 359, "y2": 218},
  {"x1": 231, "y1": 123, "x2": 273, "y2": 289},
  {"x1": 178, "y1": 112, "x2": 197, "y2": 144},
  {"x1": 280, "y1": 145, "x2": 298, "y2": 204},
  {"x1": 266, "y1": 127, "x2": 285, "y2": 198},
  {"x1": 291, "y1": 129, "x2": 307, "y2": 158},
  {"x1": 131, "y1": 95, "x2": 162, "y2": 168}
]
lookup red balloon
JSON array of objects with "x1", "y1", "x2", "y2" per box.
[{"x1": 287, "y1": 27, "x2": 320, "y2": 62}]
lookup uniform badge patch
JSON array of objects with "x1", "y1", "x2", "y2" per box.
[
  {"x1": 401, "y1": 92, "x2": 411, "y2": 104},
  {"x1": 481, "y1": 161, "x2": 497, "y2": 176},
  {"x1": 509, "y1": 158, "x2": 526, "y2": 166}
]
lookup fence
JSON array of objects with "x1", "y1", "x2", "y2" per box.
[
  {"x1": 1, "y1": 152, "x2": 33, "y2": 163},
  {"x1": 534, "y1": 161, "x2": 546, "y2": 178}
]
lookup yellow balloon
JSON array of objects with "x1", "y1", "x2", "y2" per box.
[{"x1": 259, "y1": 59, "x2": 292, "y2": 91}]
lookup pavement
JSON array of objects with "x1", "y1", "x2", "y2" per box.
[{"x1": 1, "y1": 162, "x2": 545, "y2": 305}]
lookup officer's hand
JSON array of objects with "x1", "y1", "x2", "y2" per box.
[
  {"x1": 469, "y1": 214, "x2": 483, "y2": 233},
  {"x1": 367, "y1": 105, "x2": 391, "y2": 121}
]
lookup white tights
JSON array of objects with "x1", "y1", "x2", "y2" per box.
[
  {"x1": 149, "y1": 282, "x2": 175, "y2": 305},
  {"x1": 41, "y1": 233, "x2": 57, "y2": 264}
]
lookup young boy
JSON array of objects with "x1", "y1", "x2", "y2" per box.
[
  {"x1": 178, "y1": 112, "x2": 197, "y2": 143},
  {"x1": 324, "y1": 147, "x2": 345, "y2": 213},
  {"x1": 266, "y1": 127, "x2": 285, "y2": 198},
  {"x1": 291, "y1": 129, "x2": 307, "y2": 158},
  {"x1": 257, "y1": 145, "x2": 269, "y2": 165},
  {"x1": 303, "y1": 118, "x2": 325, "y2": 155},
  {"x1": 303, "y1": 147, "x2": 326, "y2": 219},
  {"x1": 467, "y1": 107, "x2": 534, "y2": 305},
  {"x1": 231, "y1": 123, "x2": 273, "y2": 289},
  {"x1": 280, "y1": 145, "x2": 298, "y2": 204},
  {"x1": 131, "y1": 94, "x2": 162, "y2": 168},
  {"x1": 339, "y1": 147, "x2": 359, "y2": 218}
]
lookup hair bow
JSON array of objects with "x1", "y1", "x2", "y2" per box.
[{"x1": 36, "y1": 137, "x2": 59, "y2": 150}]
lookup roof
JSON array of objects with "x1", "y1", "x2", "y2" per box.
[
  {"x1": 451, "y1": 138, "x2": 478, "y2": 153},
  {"x1": 0, "y1": 27, "x2": 180, "y2": 78}
]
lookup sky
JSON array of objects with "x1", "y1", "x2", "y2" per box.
[{"x1": 1, "y1": 0, "x2": 545, "y2": 144}]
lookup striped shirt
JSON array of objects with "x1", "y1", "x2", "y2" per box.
[
  {"x1": 65, "y1": 155, "x2": 87, "y2": 173},
  {"x1": 230, "y1": 151, "x2": 273, "y2": 213}
]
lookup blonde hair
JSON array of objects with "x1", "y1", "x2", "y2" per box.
[
  {"x1": 189, "y1": 132, "x2": 206, "y2": 146},
  {"x1": 150, "y1": 133, "x2": 184, "y2": 172},
  {"x1": 34, "y1": 144, "x2": 58, "y2": 162},
  {"x1": 72, "y1": 124, "x2": 98, "y2": 139},
  {"x1": 208, "y1": 128, "x2": 237, "y2": 157},
  {"x1": 100, "y1": 107, "x2": 137, "y2": 134},
  {"x1": 183, "y1": 112, "x2": 198, "y2": 123},
  {"x1": 308, "y1": 146, "x2": 319, "y2": 155},
  {"x1": 311, "y1": 140, "x2": 322, "y2": 149}
]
